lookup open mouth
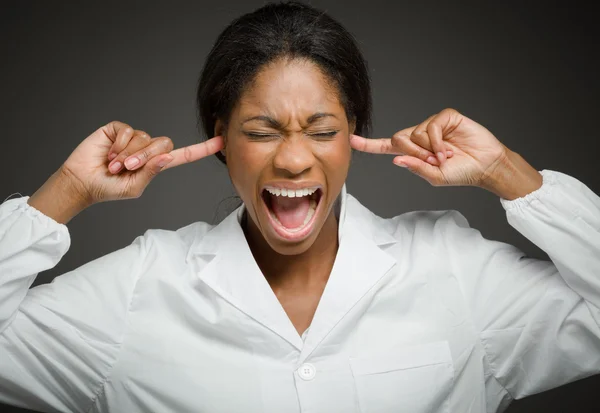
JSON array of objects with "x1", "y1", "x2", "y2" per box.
[{"x1": 261, "y1": 187, "x2": 323, "y2": 241}]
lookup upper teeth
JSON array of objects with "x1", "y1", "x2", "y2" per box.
[{"x1": 265, "y1": 187, "x2": 318, "y2": 198}]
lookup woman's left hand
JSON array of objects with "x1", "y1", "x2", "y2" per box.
[{"x1": 350, "y1": 108, "x2": 509, "y2": 187}]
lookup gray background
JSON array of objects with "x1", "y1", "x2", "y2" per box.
[{"x1": 1, "y1": 1, "x2": 599, "y2": 412}]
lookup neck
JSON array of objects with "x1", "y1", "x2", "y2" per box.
[{"x1": 244, "y1": 208, "x2": 339, "y2": 292}]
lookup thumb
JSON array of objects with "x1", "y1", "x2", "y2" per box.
[{"x1": 393, "y1": 155, "x2": 444, "y2": 186}]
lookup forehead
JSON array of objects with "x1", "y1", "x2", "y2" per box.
[{"x1": 234, "y1": 58, "x2": 344, "y2": 121}]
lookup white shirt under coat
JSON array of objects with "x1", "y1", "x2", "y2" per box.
[{"x1": 0, "y1": 169, "x2": 599, "y2": 413}]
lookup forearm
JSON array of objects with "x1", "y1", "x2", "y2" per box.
[{"x1": 28, "y1": 167, "x2": 92, "y2": 225}]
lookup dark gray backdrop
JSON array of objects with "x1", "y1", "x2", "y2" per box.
[{"x1": 2, "y1": 1, "x2": 599, "y2": 412}]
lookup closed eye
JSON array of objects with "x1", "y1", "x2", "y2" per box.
[
  {"x1": 245, "y1": 131, "x2": 339, "y2": 140},
  {"x1": 309, "y1": 131, "x2": 339, "y2": 138},
  {"x1": 246, "y1": 132, "x2": 279, "y2": 140}
]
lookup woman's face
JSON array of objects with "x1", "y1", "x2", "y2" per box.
[{"x1": 221, "y1": 58, "x2": 353, "y2": 255}]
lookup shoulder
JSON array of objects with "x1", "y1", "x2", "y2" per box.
[
  {"x1": 346, "y1": 193, "x2": 472, "y2": 243},
  {"x1": 137, "y1": 220, "x2": 215, "y2": 259},
  {"x1": 389, "y1": 209, "x2": 470, "y2": 234}
]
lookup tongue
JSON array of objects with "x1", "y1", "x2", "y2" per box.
[{"x1": 271, "y1": 195, "x2": 310, "y2": 229}]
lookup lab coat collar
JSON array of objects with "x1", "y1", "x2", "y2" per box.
[{"x1": 187, "y1": 183, "x2": 398, "y2": 354}]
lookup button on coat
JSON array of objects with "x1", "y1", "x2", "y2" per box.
[{"x1": 298, "y1": 363, "x2": 316, "y2": 381}]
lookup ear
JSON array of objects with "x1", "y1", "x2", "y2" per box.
[
  {"x1": 348, "y1": 119, "x2": 356, "y2": 136},
  {"x1": 214, "y1": 119, "x2": 227, "y2": 157},
  {"x1": 348, "y1": 119, "x2": 357, "y2": 165}
]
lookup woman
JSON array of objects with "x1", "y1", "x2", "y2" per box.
[{"x1": 1, "y1": 2, "x2": 599, "y2": 412}]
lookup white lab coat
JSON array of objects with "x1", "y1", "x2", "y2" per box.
[{"x1": 0, "y1": 169, "x2": 599, "y2": 413}]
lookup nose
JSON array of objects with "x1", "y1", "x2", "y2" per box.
[{"x1": 272, "y1": 135, "x2": 315, "y2": 176}]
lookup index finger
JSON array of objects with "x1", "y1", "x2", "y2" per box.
[
  {"x1": 350, "y1": 134, "x2": 395, "y2": 154},
  {"x1": 350, "y1": 125, "x2": 419, "y2": 154},
  {"x1": 161, "y1": 135, "x2": 224, "y2": 170}
]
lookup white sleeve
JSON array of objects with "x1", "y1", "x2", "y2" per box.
[
  {"x1": 443, "y1": 170, "x2": 600, "y2": 405},
  {"x1": 0, "y1": 196, "x2": 148, "y2": 412}
]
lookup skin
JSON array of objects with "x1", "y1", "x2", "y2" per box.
[
  {"x1": 28, "y1": 59, "x2": 542, "y2": 337},
  {"x1": 216, "y1": 58, "x2": 356, "y2": 333},
  {"x1": 350, "y1": 108, "x2": 542, "y2": 199}
]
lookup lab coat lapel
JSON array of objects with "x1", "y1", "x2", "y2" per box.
[
  {"x1": 187, "y1": 185, "x2": 398, "y2": 357},
  {"x1": 188, "y1": 207, "x2": 304, "y2": 351},
  {"x1": 297, "y1": 188, "x2": 398, "y2": 363}
]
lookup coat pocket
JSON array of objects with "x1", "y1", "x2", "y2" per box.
[{"x1": 349, "y1": 340, "x2": 454, "y2": 413}]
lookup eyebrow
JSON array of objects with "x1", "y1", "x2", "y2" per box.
[{"x1": 241, "y1": 112, "x2": 337, "y2": 128}]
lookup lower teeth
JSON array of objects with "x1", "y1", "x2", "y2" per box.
[{"x1": 270, "y1": 199, "x2": 317, "y2": 232}]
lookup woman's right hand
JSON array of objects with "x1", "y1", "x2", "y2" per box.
[
  {"x1": 27, "y1": 121, "x2": 224, "y2": 224},
  {"x1": 61, "y1": 120, "x2": 224, "y2": 204}
]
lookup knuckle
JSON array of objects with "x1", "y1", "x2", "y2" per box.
[
  {"x1": 160, "y1": 137, "x2": 174, "y2": 151},
  {"x1": 112, "y1": 122, "x2": 132, "y2": 134},
  {"x1": 426, "y1": 119, "x2": 438, "y2": 130},
  {"x1": 136, "y1": 131, "x2": 151, "y2": 140},
  {"x1": 413, "y1": 129, "x2": 426, "y2": 138},
  {"x1": 114, "y1": 127, "x2": 133, "y2": 149},
  {"x1": 154, "y1": 136, "x2": 173, "y2": 151},
  {"x1": 411, "y1": 131, "x2": 424, "y2": 142},
  {"x1": 442, "y1": 107, "x2": 458, "y2": 115},
  {"x1": 139, "y1": 150, "x2": 151, "y2": 161}
]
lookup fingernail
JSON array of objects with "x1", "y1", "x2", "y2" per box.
[
  {"x1": 108, "y1": 152, "x2": 117, "y2": 161},
  {"x1": 109, "y1": 161, "x2": 122, "y2": 173},
  {"x1": 395, "y1": 161, "x2": 408, "y2": 168},
  {"x1": 437, "y1": 151, "x2": 445, "y2": 163},
  {"x1": 446, "y1": 150, "x2": 453, "y2": 157},
  {"x1": 124, "y1": 157, "x2": 140, "y2": 169},
  {"x1": 426, "y1": 156, "x2": 437, "y2": 164}
]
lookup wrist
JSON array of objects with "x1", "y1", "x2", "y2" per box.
[
  {"x1": 480, "y1": 148, "x2": 543, "y2": 200},
  {"x1": 28, "y1": 166, "x2": 93, "y2": 224}
]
